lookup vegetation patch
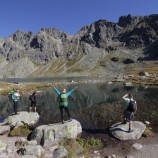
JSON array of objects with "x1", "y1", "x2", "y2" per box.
[
  {"x1": 77, "y1": 137, "x2": 103, "y2": 149},
  {"x1": 142, "y1": 127, "x2": 154, "y2": 137},
  {"x1": 9, "y1": 124, "x2": 33, "y2": 137}
]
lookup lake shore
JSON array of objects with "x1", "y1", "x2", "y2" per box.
[{"x1": 0, "y1": 125, "x2": 157, "y2": 158}]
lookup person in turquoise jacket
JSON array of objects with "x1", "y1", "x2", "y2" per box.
[{"x1": 52, "y1": 85, "x2": 77, "y2": 124}]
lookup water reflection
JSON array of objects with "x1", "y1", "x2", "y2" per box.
[{"x1": 0, "y1": 83, "x2": 158, "y2": 130}]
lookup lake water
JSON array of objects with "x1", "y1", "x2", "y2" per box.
[{"x1": 0, "y1": 82, "x2": 158, "y2": 130}]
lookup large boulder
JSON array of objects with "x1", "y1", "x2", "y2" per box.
[
  {"x1": 110, "y1": 121, "x2": 146, "y2": 140},
  {"x1": 0, "y1": 125, "x2": 10, "y2": 135},
  {"x1": 29, "y1": 119, "x2": 82, "y2": 145},
  {"x1": 6, "y1": 111, "x2": 40, "y2": 127}
]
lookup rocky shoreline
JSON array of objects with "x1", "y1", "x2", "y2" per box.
[{"x1": 0, "y1": 111, "x2": 157, "y2": 158}]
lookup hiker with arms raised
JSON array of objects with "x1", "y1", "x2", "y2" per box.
[
  {"x1": 52, "y1": 84, "x2": 77, "y2": 124},
  {"x1": 122, "y1": 93, "x2": 137, "y2": 132}
]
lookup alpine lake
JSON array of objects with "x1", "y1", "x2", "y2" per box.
[{"x1": 0, "y1": 77, "x2": 158, "y2": 132}]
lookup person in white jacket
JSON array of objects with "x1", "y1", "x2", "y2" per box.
[{"x1": 12, "y1": 89, "x2": 20, "y2": 115}]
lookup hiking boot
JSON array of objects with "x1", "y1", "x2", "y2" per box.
[
  {"x1": 69, "y1": 117, "x2": 72, "y2": 122},
  {"x1": 128, "y1": 128, "x2": 134, "y2": 133}
]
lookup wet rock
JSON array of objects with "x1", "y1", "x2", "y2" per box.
[
  {"x1": 29, "y1": 119, "x2": 82, "y2": 145},
  {"x1": 110, "y1": 121, "x2": 146, "y2": 140}
]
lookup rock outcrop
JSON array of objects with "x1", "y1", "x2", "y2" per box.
[
  {"x1": 6, "y1": 111, "x2": 40, "y2": 127},
  {"x1": 29, "y1": 119, "x2": 82, "y2": 145},
  {"x1": 110, "y1": 121, "x2": 146, "y2": 140}
]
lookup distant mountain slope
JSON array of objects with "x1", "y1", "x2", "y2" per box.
[{"x1": 0, "y1": 14, "x2": 158, "y2": 78}]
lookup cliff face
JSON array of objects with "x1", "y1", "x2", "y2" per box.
[{"x1": 0, "y1": 14, "x2": 158, "y2": 78}]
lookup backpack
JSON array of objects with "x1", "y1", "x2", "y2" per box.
[
  {"x1": 127, "y1": 99, "x2": 136, "y2": 112},
  {"x1": 29, "y1": 95, "x2": 33, "y2": 101},
  {"x1": 8, "y1": 91, "x2": 15, "y2": 101}
]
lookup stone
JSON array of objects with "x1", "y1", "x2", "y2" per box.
[
  {"x1": 0, "y1": 140, "x2": 7, "y2": 152},
  {"x1": 111, "y1": 57, "x2": 119, "y2": 62},
  {"x1": 145, "y1": 121, "x2": 150, "y2": 125},
  {"x1": 110, "y1": 121, "x2": 146, "y2": 140},
  {"x1": 22, "y1": 155, "x2": 37, "y2": 158},
  {"x1": 138, "y1": 71, "x2": 150, "y2": 77},
  {"x1": 29, "y1": 119, "x2": 82, "y2": 145},
  {"x1": 6, "y1": 111, "x2": 40, "y2": 127},
  {"x1": 124, "y1": 82, "x2": 133, "y2": 87},
  {"x1": 53, "y1": 146, "x2": 69, "y2": 158},
  {"x1": 123, "y1": 58, "x2": 134, "y2": 64},
  {"x1": 132, "y1": 143, "x2": 143, "y2": 150},
  {"x1": 27, "y1": 140, "x2": 38, "y2": 146},
  {"x1": 125, "y1": 156, "x2": 134, "y2": 158},
  {"x1": 24, "y1": 145, "x2": 45, "y2": 157},
  {"x1": 0, "y1": 126, "x2": 10, "y2": 135}
]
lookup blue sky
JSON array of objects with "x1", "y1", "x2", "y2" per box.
[{"x1": 0, "y1": 0, "x2": 157, "y2": 38}]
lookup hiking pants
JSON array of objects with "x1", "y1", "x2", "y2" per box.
[
  {"x1": 13, "y1": 101, "x2": 19, "y2": 114},
  {"x1": 59, "y1": 106, "x2": 71, "y2": 122}
]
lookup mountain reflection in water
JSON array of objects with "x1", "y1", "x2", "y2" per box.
[{"x1": 0, "y1": 83, "x2": 158, "y2": 130}]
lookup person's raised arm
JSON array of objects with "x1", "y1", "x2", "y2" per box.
[
  {"x1": 52, "y1": 84, "x2": 61, "y2": 96},
  {"x1": 122, "y1": 94, "x2": 128, "y2": 100},
  {"x1": 67, "y1": 86, "x2": 78, "y2": 97}
]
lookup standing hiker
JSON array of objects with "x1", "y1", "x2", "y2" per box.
[
  {"x1": 122, "y1": 93, "x2": 137, "y2": 132},
  {"x1": 25, "y1": 90, "x2": 42, "y2": 112},
  {"x1": 12, "y1": 89, "x2": 21, "y2": 115},
  {"x1": 52, "y1": 85, "x2": 77, "y2": 124},
  {"x1": 8, "y1": 88, "x2": 15, "y2": 102},
  {"x1": 29, "y1": 91, "x2": 37, "y2": 112}
]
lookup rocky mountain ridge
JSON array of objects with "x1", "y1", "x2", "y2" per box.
[{"x1": 0, "y1": 14, "x2": 158, "y2": 78}]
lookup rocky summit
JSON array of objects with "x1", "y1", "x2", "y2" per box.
[{"x1": 0, "y1": 14, "x2": 158, "y2": 78}]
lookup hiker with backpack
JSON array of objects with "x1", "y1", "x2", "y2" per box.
[
  {"x1": 26, "y1": 90, "x2": 42, "y2": 112},
  {"x1": 8, "y1": 88, "x2": 15, "y2": 102},
  {"x1": 12, "y1": 89, "x2": 21, "y2": 115},
  {"x1": 122, "y1": 93, "x2": 137, "y2": 132},
  {"x1": 29, "y1": 91, "x2": 37, "y2": 112},
  {"x1": 52, "y1": 84, "x2": 77, "y2": 124}
]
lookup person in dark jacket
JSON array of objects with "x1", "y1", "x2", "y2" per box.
[{"x1": 29, "y1": 91, "x2": 37, "y2": 112}]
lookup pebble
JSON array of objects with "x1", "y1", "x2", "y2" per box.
[
  {"x1": 132, "y1": 143, "x2": 143, "y2": 150},
  {"x1": 145, "y1": 121, "x2": 150, "y2": 125}
]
